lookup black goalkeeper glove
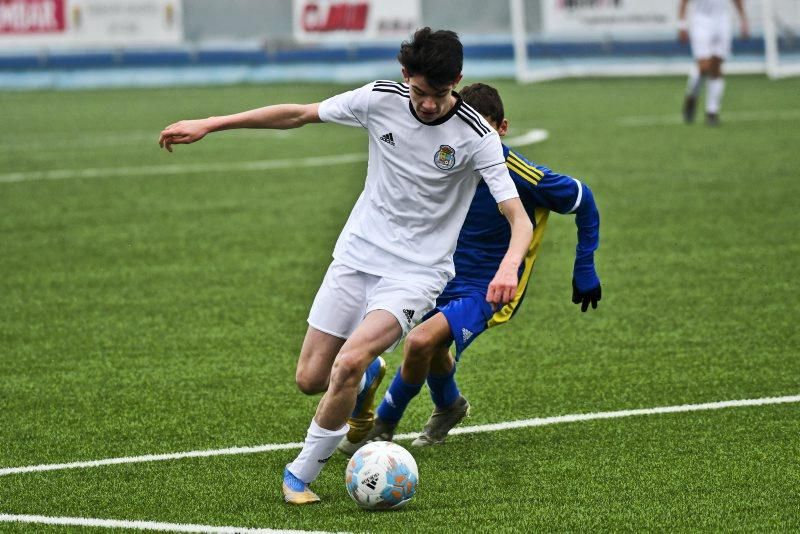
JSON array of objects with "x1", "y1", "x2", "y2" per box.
[{"x1": 572, "y1": 279, "x2": 601, "y2": 312}]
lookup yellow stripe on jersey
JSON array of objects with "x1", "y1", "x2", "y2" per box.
[
  {"x1": 488, "y1": 207, "x2": 550, "y2": 328},
  {"x1": 506, "y1": 152, "x2": 544, "y2": 185}
]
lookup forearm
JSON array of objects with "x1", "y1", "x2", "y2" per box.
[
  {"x1": 207, "y1": 103, "x2": 321, "y2": 132},
  {"x1": 573, "y1": 184, "x2": 600, "y2": 289},
  {"x1": 499, "y1": 199, "x2": 533, "y2": 272}
]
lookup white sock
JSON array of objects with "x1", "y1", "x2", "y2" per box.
[
  {"x1": 686, "y1": 64, "x2": 703, "y2": 98},
  {"x1": 706, "y1": 78, "x2": 725, "y2": 114},
  {"x1": 287, "y1": 419, "x2": 349, "y2": 484}
]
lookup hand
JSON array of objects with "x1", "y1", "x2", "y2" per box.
[
  {"x1": 678, "y1": 29, "x2": 689, "y2": 44},
  {"x1": 740, "y1": 20, "x2": 749, "y2": 40},
  {"x1": 158, "y1": 119, "x2": 211, "y2": 152},
  {"x1": 486, "y1": 264, "x2": 518, "y2": 307},
  {"x1": 572, "y1": 279, "x2": 601, "y2": 312}
]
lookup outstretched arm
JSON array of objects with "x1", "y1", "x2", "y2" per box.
[
  {"x1": 486, "y1": 197, "x2": 533, "y2": 306},
  {"x1": 571, "y1": 182, "x2": 601, "y2": 312},
  {"x1": 158, "y1": 103, "x2": 322, "y2": 152}
]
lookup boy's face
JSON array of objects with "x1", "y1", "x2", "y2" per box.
[{"x1": 403, "y1": 69, "x2": 462, "y2": 123}]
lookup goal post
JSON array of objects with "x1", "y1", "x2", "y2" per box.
[
  {"x1": 762, "y1": 0, "x2": 800, "y2": 79},
  {"x1": 510, "y1": 0, "x2": 799, "y2": 83}
]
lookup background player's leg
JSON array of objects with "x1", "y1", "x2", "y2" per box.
[
  {"x1": 286, "y1": 310, "x2": 401, "y2": 489},
  {"x1": 427, "y1": 346, "x2": 460, "y2": 410},
  {"x1": 413, "y1": 343, "x2": 470, "y2": 447},
  {"x1": 376, "y1": 312, "x2": 452, "y2": 425},
  {"x1": 294, "y1": 326, "x2": 345, "y2": 394},
  {"x1": 705, "y1": 57, "x2": 725, "y2": 125},
  {"x1": 684, "y1": 62, "x2": 702, "y2": 123}
]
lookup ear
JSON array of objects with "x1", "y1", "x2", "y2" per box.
[
  {"x1": 453, "y1": 73, "x2": 463, "y2": 87},
  {"x1": 401, "y1": 67, "x2": 410, "y2": 82},
  {"x1": 497, "y1": 119, "x2": 509, "y2": 137}
]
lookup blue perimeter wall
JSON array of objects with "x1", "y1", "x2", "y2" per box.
[{"x1": 0, "y1": 39, "x2": 765, "y2": 90}]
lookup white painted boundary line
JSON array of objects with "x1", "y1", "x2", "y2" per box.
[
  {"x1": 0, "y1": 442, "x2": 303, "y2": 477},
  {"x1": 505, "y1": 128, "x2": 549, "y2": 146},
  {"x1": 0, "y1": 153, "x2": 367, "y2": 184},
  {"x1": 2, "y1": 394, "x2": 798, "y2": 478},
  {"x1": 617, "y1": 109, "x2": 800, "y2": 127},
  {"x1": 0, "y1": 514, "x2": 342, "y2": 534},
  {"x1": 0, "y1": 129, "x2": 549, "y2": 184}
]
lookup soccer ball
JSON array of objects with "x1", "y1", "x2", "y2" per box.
[{"x1": 345, "y1": 441, "x2": 418, "y2": 510}]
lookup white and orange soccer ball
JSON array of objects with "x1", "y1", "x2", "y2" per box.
[{"x1": 345, "y1": 441, "x2": 418, "y2": 510}]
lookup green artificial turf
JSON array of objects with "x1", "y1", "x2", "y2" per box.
[{"x1": 1, "y1": 75, "x2": 799, "y2": 532}]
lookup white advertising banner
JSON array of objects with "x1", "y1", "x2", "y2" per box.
[
  {"x1": 0, "y1": 0, "x2": 182, "y2": 49},
  {"x1": 293, "y1": 0, "x2": 421, "y2": 43},
  {"x1": 542, "y1": 0, "x2": 678, "y2": 37}
]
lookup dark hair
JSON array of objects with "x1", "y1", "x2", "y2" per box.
[
  {"x1": 398, "y1": 27, "x2": 463, "y2": 89},
  {"x1": 459, "y1": 83, "x2": 505, "y2": 126}
]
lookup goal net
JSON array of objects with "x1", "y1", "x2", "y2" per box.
[{"x1": 510, "y1": 0, "x2": 800, "y2": 82}]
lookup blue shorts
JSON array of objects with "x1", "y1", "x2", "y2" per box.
[
  {"x1": 425, "y1": 292, "x2": 495, "y2": 360},
  {"x1": 428, "y1": 207, "x2": 550, "y2": 360}
]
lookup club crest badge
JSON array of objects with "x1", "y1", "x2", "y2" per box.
[{"x1": 434, "y1": 145, "x2": 456, "y2": 170}]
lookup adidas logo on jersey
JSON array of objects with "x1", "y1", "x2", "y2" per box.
[
  {"x1": 403, "y1": 309, "x2": 415, "y2": 322},
  {"x1": 462, "y1": 328, "x2": 473, "y2": 343},
  {"x1": 380, "y1": 132, "x2": 395, "y2": 146}
]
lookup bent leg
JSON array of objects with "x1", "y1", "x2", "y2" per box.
[
  {"x1": 314, "y1": 309, "x2": 402, "y2": 430},
  {"x1": 401, "y1": 312, "x2": 453, "y2": 383},
  {"x1": 375, "y1": 312, "x2": 453, "y2": 425},
  {"x1": 295, "y1": 326, "x2": 345, "y2": 395},
  {"x1": 287, "y1": 310, "x2": 401, "y2": 487}
]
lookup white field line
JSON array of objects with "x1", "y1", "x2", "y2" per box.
[
  {"x1": 0, "y1": 129, "x2": 548, "y2": 184},
  {"x1": 505, "y1": 128, "x2": 549, "y2": 146},
  {"x1": 617, "y1": 108, "x2": 800, "y2": 127},
  {"x1": 0, "y1": 129, "x2": 295, "y2": 152},
  {"x1": 0, "y1": 153, "x2": 367, "y2": 184},
  {"x1": 0, "y1": 514, "x2": 342, "y2": 534},
  {"x1": 2, "y1": 394, "x2": 798, "y2": 478}
]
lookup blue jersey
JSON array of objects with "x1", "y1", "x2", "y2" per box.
[
  {"x1": 442, "y1": 144, "x2": 598, "y2": 298},
  {"x1": 434, "y1": 144, "x2": 600, "y2": 356}
]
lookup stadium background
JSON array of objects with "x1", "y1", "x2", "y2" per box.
[{"x1": 1, "y1": 0, "x2": 799, "y2": 532}]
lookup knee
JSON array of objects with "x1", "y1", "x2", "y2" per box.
[
  {"x1": 404, "y1": 328, "x2": 437, "y2": 363},
  {"x1": 329, "y1": 351, "x2": 368, "y2": 390},
  {"x1": 295, "y1": 367, "x2": 327, "y2": 395}
]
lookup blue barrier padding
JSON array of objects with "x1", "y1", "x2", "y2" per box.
[
  {"x1": 0, "y1": 38, "x2": 767, "y2": 72},
  {"x1": 196, "y1": 49, "x2": 269, "y2": 65},
  {"x1": 121, "y1": 50, "x2": 194, "y2": 67},
  {"x1": 0, "y1": 55, "x2": 40, "y2": 69},
  {"x1": 47, "y1": 52, "x2": 116, "y2": 68}
]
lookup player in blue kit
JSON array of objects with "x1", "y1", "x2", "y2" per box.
[{"x1": 339, "y1": 82, "x2": 601, "y2": 454}]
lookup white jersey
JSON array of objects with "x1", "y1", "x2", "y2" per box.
[
  {"x1": 689, "y1": 0, "x2": 733, "y2": 59},
  {"x1": 691, "y1": 0, "x2": 730, "y2": 19},
  {"x1": 318, "y1": 80, "x2": 519, "y2": 283}
]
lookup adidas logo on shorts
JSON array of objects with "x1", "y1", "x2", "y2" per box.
[{"x1": 462, "y1": 328, "x2": 473, "y2": 343}]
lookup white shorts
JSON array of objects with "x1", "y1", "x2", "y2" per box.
[
  {"x1": 690, "y1": 14, "x2": 732, "y2": 60},
  {"x1": 307, "y1": 261, "x2": 441, "y2": 349}
]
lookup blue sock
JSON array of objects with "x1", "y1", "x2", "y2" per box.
[
  {"x1": 427, "y1": 365, "x2": 460, "y2": 409},
  {"x1": 376, "y1": 369, "x2": 423, "y2": 424}
]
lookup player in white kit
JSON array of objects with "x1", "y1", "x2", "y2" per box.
[
  {"x1": 678, "y1": 0, "x2": 749, "y2": 125},
  {"x1": 158, "y1": 28, "x2": 533, "y2": 505}
]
